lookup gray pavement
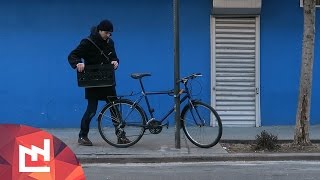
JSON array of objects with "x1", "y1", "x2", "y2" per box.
[{"x1": 45, "y1": 125, "x2": 320, "y2": 163}]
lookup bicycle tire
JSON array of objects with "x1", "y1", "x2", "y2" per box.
[
  {"x1": 181, "y1": 101, "x2": 222, "y2": 148},
  {"x1": 98, "y1": 99, "x2": 146, "y2": 148}
]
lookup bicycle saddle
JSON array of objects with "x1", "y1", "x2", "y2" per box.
[{"x1": 130, "y1": 73, "x2": 151, "y2": 79}]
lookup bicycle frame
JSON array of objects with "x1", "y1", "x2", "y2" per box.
[{"x1": 132, "y1": 78, "x2": 194, "y2": 125}]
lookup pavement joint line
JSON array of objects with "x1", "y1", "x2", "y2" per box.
[
  {"x1": 220, "y1": 139, "x2": 320, "y2": 143},
  {"x1": 76, "y1": 153, "x2": 320, "y2": 164}
]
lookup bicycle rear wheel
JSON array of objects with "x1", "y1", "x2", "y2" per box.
[
  {"x1": 181, "y1": 101, "x2": 222, "y2": 148},
  {"x1": 98, "y1": 99, "x2": 146, "y2": 148}
]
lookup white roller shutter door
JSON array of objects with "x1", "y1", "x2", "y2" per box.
[{"x1": 211, "y1": 17, "x2": 260, "y2": 127}]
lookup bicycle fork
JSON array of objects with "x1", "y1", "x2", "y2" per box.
[{"x1": 188, "y1": 101, "x2": 205, "y2": 126}]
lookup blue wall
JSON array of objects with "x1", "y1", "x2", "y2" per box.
[
  {"x1": 0, "y1": 0, "x2": 212, "y2": 128},
  {"x1": 0, "y1": 0, "x2": 319, "y2": 127},
  {"x1": 260, "y1": 0, "x2": 320, "y2": 125}
]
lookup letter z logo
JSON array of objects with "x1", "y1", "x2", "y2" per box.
[{"x1": 19, "y1": 139, "x2": 51, "y2": 173}]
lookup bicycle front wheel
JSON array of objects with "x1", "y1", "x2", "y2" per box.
[
  {"x1": 181, "y1": 101, "x2": 222, "y2": 148},
  {"x1": 98, "y1": 99, "x2": 146, "y2": 148}
]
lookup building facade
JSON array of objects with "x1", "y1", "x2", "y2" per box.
[{"x1": 0, "y1": 0, "x2": 319, "y2": 128}]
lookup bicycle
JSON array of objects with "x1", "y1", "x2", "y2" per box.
[{"x1": 97, "y1": 73, "x2": 223, "y2": 148}]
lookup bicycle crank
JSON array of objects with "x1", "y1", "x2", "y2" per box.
[{"x1": 147, "y1": 120, "x2": 162, "y2": 134}]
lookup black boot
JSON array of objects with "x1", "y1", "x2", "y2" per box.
[
  {"x1": 78, "y1": 137, "x2": 93, "y2": 146},
  {"x1": 116, "y1": 128, "x2": 131, "y2": 144},
  {"x1": 117, "y1": 136, "x2": 131, "y2": 144}
]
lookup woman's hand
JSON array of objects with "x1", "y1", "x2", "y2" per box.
[
  {"x1": 111, "y1": 61, "x2": 118, "y2": 69},
  {"x1": 76, "y1": 63, "x2": 85, "y2": 72}
]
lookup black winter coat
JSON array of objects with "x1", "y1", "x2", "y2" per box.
[{"x1": 68, "y1": 28, "x2": 119, "y2": 100}]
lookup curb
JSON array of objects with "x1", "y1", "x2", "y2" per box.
[
  {"x1": 77, "y1": 153, "x2": 320, "y2": 164},
  {"x1": 220, "y1": 140, "x2": 320, "y2": 144}
]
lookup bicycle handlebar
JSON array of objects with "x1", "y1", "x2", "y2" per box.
[{"x1": 177, "y1": 73, "x2": 202, "y2": 83}]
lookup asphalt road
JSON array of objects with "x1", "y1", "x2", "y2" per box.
[{"x1": 82, "y1": 161, "x2": 320, "y2": 180}]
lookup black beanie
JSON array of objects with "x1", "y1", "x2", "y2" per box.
[{"x1": 97, "y1": 19, "x2": 113, "y2": 32}]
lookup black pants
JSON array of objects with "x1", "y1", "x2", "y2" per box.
[{"x1": 79, "y1": 97, "x2": 118, "y2": 138}]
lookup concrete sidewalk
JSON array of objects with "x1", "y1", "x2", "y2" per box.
[{"x1": 45, "y1": 126, "x2": 320, "y2": 163}]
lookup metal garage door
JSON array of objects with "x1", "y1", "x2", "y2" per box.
[{"x1": 211, "y1": 17, "x2": 260, "y2": 127}]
